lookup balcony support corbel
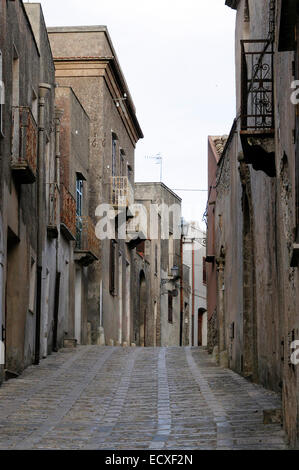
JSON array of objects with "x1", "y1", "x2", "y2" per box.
[{"x1": 240, "y1": 132, "x2": 276, "y2": 177}]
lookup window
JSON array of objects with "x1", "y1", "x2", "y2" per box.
[
  {"x1": 127, "y1": 164, "x2": 133, "y2": 183},
  {"x1": 76, "y1": 177, "x2": 84, "y2": 248},
  {"x1": 169, "y1": 233, "x2": 174, "y2": 273},
  {"x1": 29, "y1": 257, "x2": 36, "y2": 313},
  {"x1": 31, "y1": 88, "x2": 38, "y2": 123},
  {"x1": 244, "y1": 0, "x2": 250, "y2": 22},
  {"x1": 76, "y1": 178, "x2": 83, "y2": 217},
  {"x1": 11, "y1": 50, "x2": 19, "y2": 156},
  {"x1": 112, "y1": 133, "x2": 118, "y2": 177},
  {"x1": 155, "y1": 244, "x2": 158, "y2": 275},
  {"x1": 168, "y1": 292, "x2": 173, "y2": 323},
  {"x1": 120, "y1": 149, "x2": 126, "y2": 176},
  {"x1": 109, "y1": 240, "x2": 116, "y2": 295},
  {"x1": 12, "y1": 49, "x2": 19, "y2": 107}
]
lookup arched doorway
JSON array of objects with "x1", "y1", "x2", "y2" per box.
[{"x1": 198, "y1": 308, "x2": 207, "y2": 346}]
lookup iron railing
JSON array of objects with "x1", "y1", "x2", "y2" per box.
[
  {"x1": 60, "y1": 184, "x2": 76, "y2": 239},
  {"x1": 76, "y1": 216, "x2": 100, "y2": 259},
  {"x1": 241, "y1": 40, "x2": 274, "y2": 133},
  {"x1": 11, "y1": 106, "x2": 38, "y2": 175},
  {"x1": 110, "y1": 176, "x2": 134, "y2": 208}
]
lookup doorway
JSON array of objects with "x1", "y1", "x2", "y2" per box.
[
  {"x1": 139, "y1": 271, "x2": 146, "y2": 346},
  {"x1": 75, "y1": 268, "x2": 82, "y2": 345},
  {"x1": 198, "y1": 309, "x2": 203, "y2": 346},
  {"x1": 198, "y1": 308, "x2": 207, "y2": 347},
  {"x1": 5, "y1": 229, "x2": 21, "y2": 374}
]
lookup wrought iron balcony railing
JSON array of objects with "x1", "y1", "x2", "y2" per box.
[
  {"x1": 47, "y1": 183, "x2": 59, "y2": 239},
  {"x1": 11, "y1": 106, "x2": 38, "y2": 183},
  {"x1": 75, "y1": 216, "x2": 100, "y2": 265},
  {"x1": 241, "y1": 40, "x2": 274, "y2": 134},
  {"x1": 110, "y1": 176, "x2": 134, "y2": 208},
  {"x1": 60, "y1": 184, "x2": 76, "y2": 241}
]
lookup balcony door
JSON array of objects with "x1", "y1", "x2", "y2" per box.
[{"x1": 76, "y1": 178, "x2": 83, "y2": 249}]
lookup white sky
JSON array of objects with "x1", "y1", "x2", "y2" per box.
[{"x1": 36, "y1": 0, "x2": 237, "y2": 230}]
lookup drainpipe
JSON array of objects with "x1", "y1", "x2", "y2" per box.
[
  {"x1": 0, "y1": 215, "x2": 4, "y2": 365},
  {"x1": 52, "y1": 108, "x2": 63, "y2": 353},
  {"x1": 192, "y1": 241, "x2": 195, "y2": 347},
  {"x1": 34, "y1": 83, "x2": 51, "y2": 365},
  {"x1": 55, "y1": 108, "x2": 63, "y2": 187},
  {"x1": 179, "y1": 235, "x2": 183, "y2": 346}
]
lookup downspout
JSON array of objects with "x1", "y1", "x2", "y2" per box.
[
  {"x1": 0, "y1": 214, "x2": 4, "y2": 367},
  {"x1": 53, "y1": 108, "x2": 63, "y2": 352},
  {"x1": 192, "y1": 241, "x2": 195, "y2": 347},
  {"x1": 34, "y1": 83, "x2": 51, "y2": 365},
  {"x1": 179, "y1": 235, "x2": 183, "y2": 346}
]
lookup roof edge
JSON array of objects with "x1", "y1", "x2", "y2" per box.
[
  {"x1": 47, "y1": 26, "x2": 108, "y2": 33},
  {"x1": 47, "y1": 26, "x2": 144, "y2": 139},
  {"x1": 135, "y1": 182, "x2": 182, "y2": 203}
]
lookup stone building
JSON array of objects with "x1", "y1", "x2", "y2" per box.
[
  {"x1": 0, "y1": 0, "x2": 57, "y2": 378},
  {"x1": 0, "y1": 1, "x2": 98, "y2": 382},
  {"x1": 133, "y1": 183, "x2": 182, "y2": 347},
  {"x1": 206, "y1": 136, "x2": 228, "y2": 355},
  {"x1": 54, "y1": 86, "x2": 98, "y2": 348},
  {"x1": 183, "y1": 223, "x2": 207, "y2": 347},
  {"x1": 48, "y1": 26, "x2": 144, "y2": 346},
  {"x1": 207, "y1": 0, "x2": 299, "y2": 447}
]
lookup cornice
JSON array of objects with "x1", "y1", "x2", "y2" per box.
[{"x1": 53, "y1": 56, "x2": 143, "y2": 145}]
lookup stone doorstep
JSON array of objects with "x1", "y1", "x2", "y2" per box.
[
  {"x1": 63, "y1": 339, "x2": 78, "y2": 349},
  {"x1": 263, "y1": 409, "x2": 283, "y2": 425}
]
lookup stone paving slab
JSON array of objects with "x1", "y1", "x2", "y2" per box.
[{"x1": 0, "y1": 346, "x2": 289, "y2": 450}]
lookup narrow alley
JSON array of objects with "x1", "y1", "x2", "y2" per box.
[{"x1": 0, "y1": 347, "x2": 287, "y2": 450}]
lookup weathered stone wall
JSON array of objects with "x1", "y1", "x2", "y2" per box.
[
  {"x1": 218, "y1": 0, "x2": 299, "y2": 447},
  {"x1": 134, "y1": 183, "x2": 182, "y2": 347},
  {"x1": 274, "y1": 0, "x2": 299, "y2": 447},
  {"x1": 25, "y1": 4, "x2": 57, "y2": 363},
  {"x1": 0, "y1": 0, "x2": 52, "y2": 375},
  {"x1": 207, "y1": 309, "x2": 218, "y2": 355},
  {"x1": 48, "y1": 27, "x2": 143, "y2": 346},
  {"x1": 55, "y1": 86, "x2": 91, "y2": 347}
]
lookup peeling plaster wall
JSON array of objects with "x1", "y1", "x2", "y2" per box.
[{"x1": 218, "y1": 0, "x2": 299, "y2": 447}]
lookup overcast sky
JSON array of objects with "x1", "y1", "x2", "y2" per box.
[{"x1": 36, "y1": 0, "x2": 236, "y2": 229}]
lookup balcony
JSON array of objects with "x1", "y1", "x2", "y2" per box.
[
  {"x1": 60, "y1": 185, "x2": 76, "y2": 241},
  {"x1": 240, "y1": 40, "x2": 276, "y2": 177},
  {"x1": 110, "y1": 176, "x2": 134, "y2": 209},
  {"x1": 47, "y1": 183, "x2": 59, "y2": 239},
  {"x1": 11, "y1": 106, "x2": 38, "y2": 184},
  {"x1": 75, "y1": 216, "x2": 100, "y2": 266},
  {"x1": 126, "y1": 207, "x2": 148, "y2": 249}
]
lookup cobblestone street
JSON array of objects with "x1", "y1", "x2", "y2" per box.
[{"x1": 0, "y1": 347, "x2": 288, "y2": 450}]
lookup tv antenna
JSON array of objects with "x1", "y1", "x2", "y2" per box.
[{"x1": 145, "y1": 153, "x2": 163, "y2": 182}]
